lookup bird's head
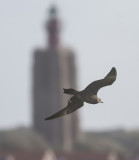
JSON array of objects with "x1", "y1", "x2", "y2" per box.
[{"x1": 98, "y1": 98, "x2": 103, "y2": 103}]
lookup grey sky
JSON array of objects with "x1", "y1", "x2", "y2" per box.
[{"x1": 0, "y1": 0, "x2": 139, "y2": 131}]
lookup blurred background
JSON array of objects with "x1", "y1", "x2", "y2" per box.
[{"x1": 0, "y1": 0, "x2": 139, "y2": 160}]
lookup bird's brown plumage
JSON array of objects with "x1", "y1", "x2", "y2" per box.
[
  {"x1": 84, "y1": 67, "x2": 117, "y2": 95},
  {"x1": 44, "y1": 67, "x2": 117, "y2": 120},
  {"x1": 44, "y1": 96, "x2": 84, "y2": 120}
]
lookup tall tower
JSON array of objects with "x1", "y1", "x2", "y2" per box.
[{"x1": 32, "y1": 6, "x2": 79, "y2": 151}]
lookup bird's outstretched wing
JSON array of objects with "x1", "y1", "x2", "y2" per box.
[
  {"x1": 84, "y1": 67, "x2": 117, "y2": 95},
  {"x1": 44, "y1": 96, "x2": 84, "y2": 120}
]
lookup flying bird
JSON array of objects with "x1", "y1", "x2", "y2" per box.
[{"x1": 45, "y1": 67, "x2": 117, "y2": 120}]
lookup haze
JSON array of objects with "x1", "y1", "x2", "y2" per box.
[{"x1": 0, "y1": 0, "x2": 139, "y2": 131}]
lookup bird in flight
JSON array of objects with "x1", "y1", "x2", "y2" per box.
[{"x1": 45, "y1": 67, "x2": 117, "y2": 120}]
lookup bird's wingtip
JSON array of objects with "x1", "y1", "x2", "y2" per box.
[
  {"x1": 63, "y1": 88, "x2": 66, "y2": 93},
  {"x1": 44, "y1": 117, "x2": 51, "y2": 120},
  {"x1": 112, "y1": 67, "x2": 116, "y2": 70},
  {"x1": 111, "y1": 67, "x2": 117, "y2": 73}
]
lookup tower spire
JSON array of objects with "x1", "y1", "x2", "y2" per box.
[{"x1": 46, "y1": 5, "x2": 61, "y2": 48}]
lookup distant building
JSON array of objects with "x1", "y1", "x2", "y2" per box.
[
  {"x1": 107, "y1": 153, "x2": 119, "y2": 160},
  {"x1": 0, "y1": 151, "x2": 110, "y2": 160},
  {"x1": 32, "y1": 6, "x2": 79, "y2": 151},
  {"x1": 0, "y1": 154, "x2": 15, "y2": 160},
  {"x1": 42, "y1": 150, "x2": 57, "y2": 160}
]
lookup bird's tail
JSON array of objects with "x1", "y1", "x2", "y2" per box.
[{"x1": 63, "y1": 88, "x2": 79, "y2": 95}]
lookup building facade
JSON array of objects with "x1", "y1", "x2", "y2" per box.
[{"x1": 32, "y1": 6, "x2": 79, "y2": 151}]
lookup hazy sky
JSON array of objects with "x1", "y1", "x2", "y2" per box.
[{"x1": 0, "y1": 0, "x2": 139, "y2": 131}]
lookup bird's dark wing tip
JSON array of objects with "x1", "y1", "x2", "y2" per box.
[
  {"x1": 44, "y1": 117, "x2": 51, "y2": 120},
  {"x1": 112, "y1": 67, "x2": 116, "y2": 71},
  {"x1": 112, "y1": 67, "x2": 117, "y2": 75}
]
